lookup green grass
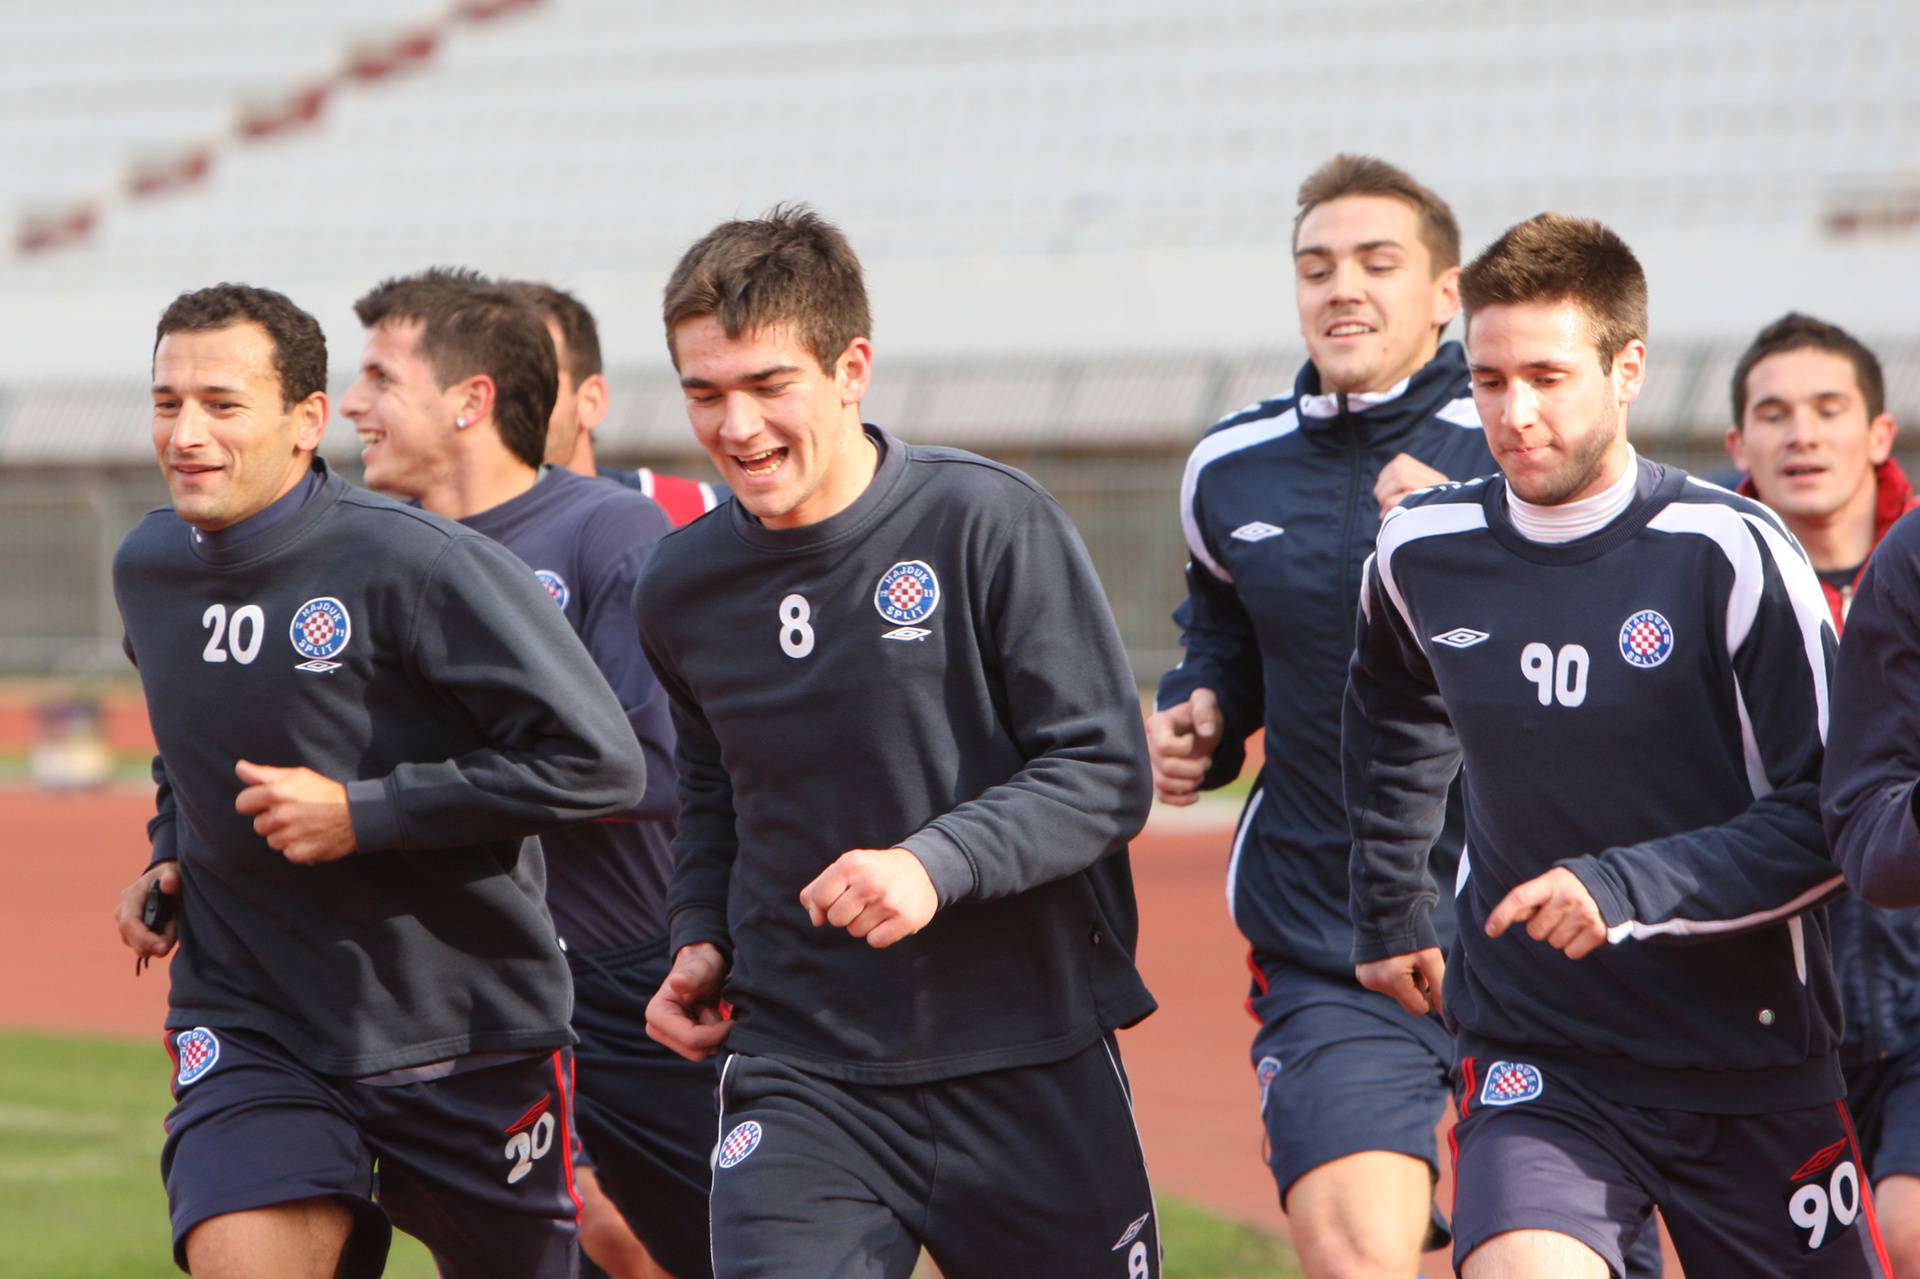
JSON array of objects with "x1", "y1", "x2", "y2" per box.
[{"x1": 0, "y1": 1031, "x2": 1296, "y2": 1278}]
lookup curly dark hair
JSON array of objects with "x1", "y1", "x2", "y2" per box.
[{"x1": 154, "y1": 284, "x2": 328, "y2": 407}]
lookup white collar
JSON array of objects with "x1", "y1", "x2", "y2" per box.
[
  {"x1": 1508, "y1": 448, "x2": 1640, "y2": 544},
  {"x1": 1298, "y1": 374, "x2": 1412, "y2": 420}
]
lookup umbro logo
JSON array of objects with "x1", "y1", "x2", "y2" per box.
[
  {"x1": 1431, "y1": 628, "x2": 1490, "y2": 649},
  {"x1": 881, "y1": 626, "x2": 930, "y2": 642},
  {"x1": 1230, "y1": 521, "x2": 1285, "y2": 542},
  {"x1": 294, "y1": 659, "x2": 343, "y2": 674}
]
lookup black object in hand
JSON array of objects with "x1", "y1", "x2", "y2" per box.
[{"x1": 142, "y1": 878, "x2": 177, "y2": 931}]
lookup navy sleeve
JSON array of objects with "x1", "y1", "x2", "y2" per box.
[
  {"x1": 1344, "y1": 543, "x2": 1459, "y2": 963},
  {"x1": 580, "y1": 498, "x2": 678, "y2": 824},
  {"x1": 1824, "y1": 515, "x2": 1920, "y2": 906},
  {"x1": 344, "y1": 534, "x2": 647, "y2": 851},
  {"x1": 1156, "y1": 464, "x2": 1262, "y2": 785},
  {"x1": 637, "y1": 579, "x2": 738, "y2": 959},
  {"x1": 1563, "y1": 516, "x2": 1844, "y2": 935},
  {"x1": 147, "y1": 754, "x2": 180, "y2": 867},
  {"x1": 900, "y1": 492, "x2": 1152, "y2": 905},
  {"x1": 125, "y1": 634, "x2": 181, "y2": 868}
]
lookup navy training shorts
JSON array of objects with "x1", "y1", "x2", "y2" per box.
[
  {"x1": 707, "y1": 1034, "x2": 1159, "y2": 1279},
  {"x1": 159, "y1": 1024, "x2": 579, "y2": 1278},
  {"x1": 1450, "y1": 1051, "x2": 1892, "y2": 1276},
  {"x1": 569, "y1": 941, "x2": 718, "y2": 1279},
  {"x1": 1247, "y1": 959, "x2": 1453, "y2": 1247}
]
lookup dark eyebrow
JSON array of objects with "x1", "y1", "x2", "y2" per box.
[
  {"x1": 1295, "y1": 239, "x2": 1407, "y2": 260},
  {"x1": 1468, "y1": 361, "x2": 1577, "y2": 375},
  {"x1": 680, "y1": 364, "x2": 802, "y2": 390},
  {"x1": 152, "y1": 382, "x2": 245, "y2": 396}
]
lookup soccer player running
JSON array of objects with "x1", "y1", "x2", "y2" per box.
[
  {"x1": 1147, "y1": 155, "x2": 1497, "y2": 1277},
  {"x1": 1771, "y1": 320, "x2": 1920, "y2": 1270},
  {"x1": 515, "y1": 281, "x2": 728, "y2": 525},
  {"x1": 637, "y1": 206, "x2": 1160, "y2": 1278},
  {"x1": 339, "y1": 270, "x2": 714, "y2": 1279},
  {"x1": 112, "y1": 285, "x2": 646, "y2": 1279},
  {"x1": 1347, "y1": 215, "x2": 1893, "y2": 1276}
]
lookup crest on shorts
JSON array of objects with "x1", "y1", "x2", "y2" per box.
[
  {"x1": 289, "y1": 597, "x2": 351, "y2": 661},
  {"x1": 1618, "y1": 609, "x2": 1673, "y2": 669},
  {"x1": 1255, "y1": 1055, "x2": 1283, "y2": 1113},
  {"x1": 534, "y1": 570, "x2": 570, "y2": 610},
  {"x1": 175, "y1": 1027, "x2": 220, "y2": 1087},
  {"x1": 1479, "y1": 1060, "x2": 1543, "y2": 1107},
  {"x1": 874, "y1": 560, "x2": 939, "y2": 626},
  {"x1": 716, "y1": 1120, "x2": 762, "y2": 1169}
]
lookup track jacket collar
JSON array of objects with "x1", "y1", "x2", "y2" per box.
[{"x1": 1292, "y1": 342, "x2": 1473, "y2": 446}]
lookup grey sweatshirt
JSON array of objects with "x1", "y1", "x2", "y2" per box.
[{"x1": 113, "y1": 460, "x2": 646, "y2": 1076}]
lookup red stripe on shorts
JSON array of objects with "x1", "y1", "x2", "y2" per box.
[
  {"x1": 554, "y1": 1051, "x2": 582, "y2": 1217},
  {"x1": 1837, "y1": 1100, "x2": 1895, "y2": 1276},
  {"x1": 1457, "y1": 1055, "x2": 1477, "y2": 1119},
  {"x1": 1446, "y1": 1119, "x2": 1462, "y2": 1216},
  {"x1": 1243, "y1": 950, "x2": 1269, "y2": 1023}
]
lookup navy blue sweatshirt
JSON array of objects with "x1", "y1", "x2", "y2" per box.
[
  {"x1": 462, "y1": 467, "x2": 679, "y2": 956},
  {"x1": 1157, "y1": 343, "x2": 1492, "y2": 977},
  {"x1": 1347, "y1": 460, "x2": 1845, "y2": 1112},
  {"x1": 114, "y1": 460, "x2": 646, "y2": 1076},
  {"x1": 636, "y1": 427, "x2": 1155, "y2": 1085},
  {"x1": 1823, "y1": 509, "x2": 1920, "y2": 1059}
]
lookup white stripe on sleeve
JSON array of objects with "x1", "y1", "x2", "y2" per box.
[{"x1": 1177, "y1": 409, "x2": 1300, "y2": 582}]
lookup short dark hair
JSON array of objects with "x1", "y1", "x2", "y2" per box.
[
  {"x1": 154, "y1": 283, "x2": 327, "y2": 408},
  {"x1": 511, "y1": 281, "x2": 602, "y2": 384},
  {"x1": 1460, "y1": 213, "x2": 1648, "y2": 373},
  {"x1": 662, "y1": 203, "x2": 870, "y2": 372},
  {"x1": 1731, "y1": 312, "x2": 1886, "y2": 427},
  {"x1": 354, "y1": 268, "x2": 557, "y2": 468},
  {"x1": 1294, "y1": 154, "x2": 1462, "y2": 273}
]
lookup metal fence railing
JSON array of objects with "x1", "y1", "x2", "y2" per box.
[{"x1": 2, "y1": 435, "x2": 1878, "y2": 686}]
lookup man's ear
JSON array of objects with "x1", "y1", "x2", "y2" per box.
[
  {"x1": 1868, "y1": 411, "x2": 1897, "y2": 467},
  {"x1": 1611, "y1": 338, "x2": 1648, "y2": 406},
  {"x1": 835, "y1": 337, "x2": 873, "y2": 406},
  {"x1": 576, "y1": 373, "x2": 610, "y2": 435},
  {"x1": 293, "y1": 391, "x2": 329, "y2": 453},
  {"x1": 450, "y1": 374, "x2": 496, "y2": 431},
  {"x1": 1431, "y1": 265, "x2": 1462, "y2": 331},
  {"x1": 1725, "y1": 425, "x2": 1748, "y2": 474}
]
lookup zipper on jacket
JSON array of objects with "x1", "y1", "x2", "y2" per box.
[{"x1": 1339, "y1": 404, "x2": 1366, "y2": 621}]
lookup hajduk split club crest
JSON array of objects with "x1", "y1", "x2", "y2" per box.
[
  {"x1": 874, "y1": 560, "x2": 940, "y2": 627},
  {"x1": 1618, "y1": 609, "x2": 1674, "y2": 669},
  {"x1": 290, "y1": 597, "x2": 352, "y2": 662},
  {"x1": 1479, "y1": 1060, "x2": 1544, "y2": 1107},
  {"x1": 174, "y1": 1027, "x2": 220, "y2": 1087},
  {"x1": 716, "y1": 1120, "x2": 762, "y2": 1169},
  {"x1": 534, "y1": 570, "x2": 570, "y2": 610}
]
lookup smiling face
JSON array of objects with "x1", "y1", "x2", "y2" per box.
[
  {"x1": 151, "y1": 323, "x2": 326, "y2": 531},
  {"x1": 338, "y1": 319, "x2": 461, "y2": 498},
  {"x1": 1729, "y1": 346, "x2": 1895, "y2": 526},
  {"x1": 672, "y1": 315, "x2": 873, "y2": 529},
  {"x1": 1468, "y1": 299, "x2": 1644, "y2": 505},
  {"x1": 1294, "y1": 194, "x2": 1460, "y2": 395}
]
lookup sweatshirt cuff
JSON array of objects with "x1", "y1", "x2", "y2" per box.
[
  {"x1": 900, "y1": 827, "x2": 974, "y2": 907},
  {"x1": 1350, "y1": 912, "x2": 1441, "y2": 965},
  {"x1": 668, "y1": 905, "x2": 733, "y2": 960},
  {"x1": 148, "y1": 819, "x2": 180, "y2": 869},
  {"x1": 346, "y1": 777, "x2": 401, "y2": 853},
  {"x1": 1558, "y1": 855, "x2": 1633, "y2": 931}
]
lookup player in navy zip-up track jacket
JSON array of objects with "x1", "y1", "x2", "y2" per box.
[{"x1": 1158, "y1": 341, "x2": 1490, "y2": 976}]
